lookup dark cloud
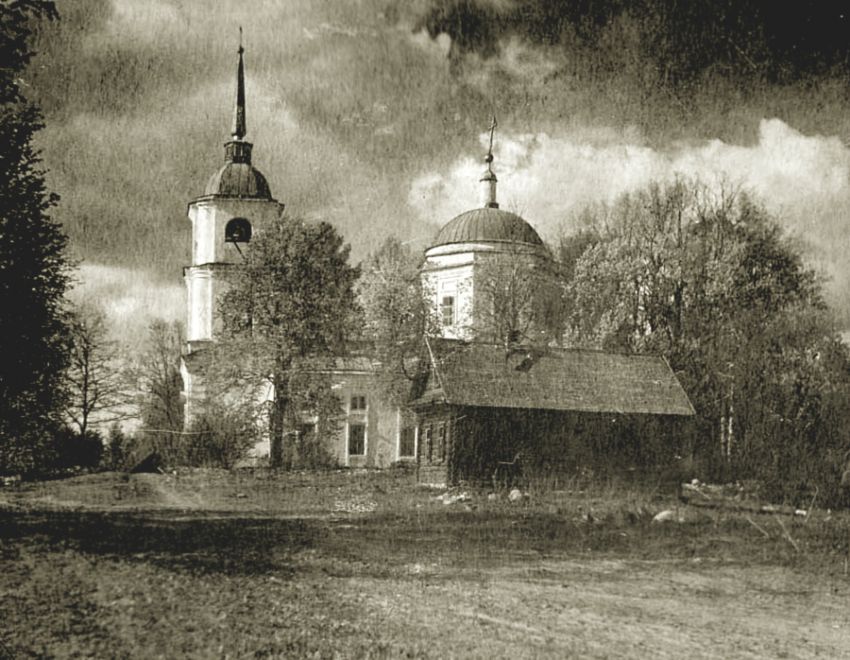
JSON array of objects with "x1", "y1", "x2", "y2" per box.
[
  {"x1": 414, "y1": 1, "x2": 850, "y2": 84},
  {"x1": 18, "y1": 0, "x2": 850, "y2": 334}
]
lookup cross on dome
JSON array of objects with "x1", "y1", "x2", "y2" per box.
[{"x1": 480, "y1": 115, "x2": 499, "y2": 209}]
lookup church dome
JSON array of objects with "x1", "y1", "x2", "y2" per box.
[
  {"x1": 204, "y1": 161, "x2": 271, "y2": 199},
  {"x1": 431, "y1": 207, "x2": 543, "y2": 248}
]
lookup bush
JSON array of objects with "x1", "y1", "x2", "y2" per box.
[
  {"x1": 102, "y1": 423, "x2": 137, "y2": 471},
  {"x1": 182, "y1": 411, "x2": 257, "y2": 469},
  {"x1": 283, "y1": 430, "x2": 338, "y2": 470},
  {"x1": 0, "y1": 425, "x2": 59, "y2": 477},
  {"x1": 54, "y1": 427, "x2": 103, "y2": 470}
]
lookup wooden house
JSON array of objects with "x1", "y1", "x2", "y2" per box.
[{"x1": 410, "y1": 340, "x2": 695, "y2": 486}]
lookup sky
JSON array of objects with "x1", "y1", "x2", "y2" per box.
[{"x1": 25, "y1": 0, "x2": 850, "y2": 340}]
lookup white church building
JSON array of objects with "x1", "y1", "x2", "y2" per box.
[{"x1": 181, "y1": 42, "x2": 693, "y2": 478}]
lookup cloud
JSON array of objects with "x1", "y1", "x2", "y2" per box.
[
  {"x1": 69, "y1": 264, "x2": 184, "y2": 346},
  {"x1": 409, "y1": 118, "x2": 850, "y2": 311},
  {"x1": 98, "y1": 0, "x2": 187, "y2": 44},
  {"x1": 28, "y1": 1, "x2": 850, "y2": 334}
]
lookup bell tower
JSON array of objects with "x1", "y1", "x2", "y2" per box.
[{"x1": 182, "y1": 32, "x2": 285, "y2": 424}]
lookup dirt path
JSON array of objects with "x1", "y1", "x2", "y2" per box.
[
  {"x1": 2, "y1": 472, "x2": 849, "y2": 657},
  {"x1": 345, "y1": 559, "x2": 850, "y2": 658}
]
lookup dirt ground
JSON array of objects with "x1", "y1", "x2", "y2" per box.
[{"x1": 1, "y1": 471, "x2": 848, "y2": 658}]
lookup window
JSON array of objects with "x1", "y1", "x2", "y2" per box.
[
  {"x1": 348, "y1": 423, "x2": 366, "y2": 456},
  {"x1": 440, "y1": 296, "x2": 455, "y2": 327},
  {"x1": 424, "y1": 426, "x2": 433, "y2": 462},
  {"x1": 399, "y1": 427, "x2": 416, "y2": 458},
  {"x1": 224, "y1": 217, "x2": 252, "y2": 243},
  {"x1": 299, "y1": 423, "x2": 316, "y2": 438},
  {"x1": 350, "y1": 395, "x2": 367, "y2": 411},
  {"x1": 437, "y1": 424, "x2": 446, "y2": 462}
]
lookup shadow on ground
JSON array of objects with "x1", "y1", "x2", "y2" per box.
[
  {"x1": 0, "y1": 510, "x2": 322, "y2": 575},
  {"x1": 4, "y1": 506, "x2": 837, "y2": 579}
]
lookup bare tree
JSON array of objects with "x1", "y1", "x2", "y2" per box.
[
  {"x1": 135, "y1": 319, "x2": 185, "y2": 433},
  {"x1": 65, "y1": 302, "x2": 130, "y2": 437},
  {"x1": 357, "y1": 236, "x2": 436, "y2": 404},
  {"x1": 473, "y1": 246, "x2": 564, "y2": 350}
]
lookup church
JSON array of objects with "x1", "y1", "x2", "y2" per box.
[{"x1": 181, "y1": 43, "x2": 694, "y2": 484}]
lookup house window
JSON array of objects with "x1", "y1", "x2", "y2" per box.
[
  {"x1": 399, "y1": 427, "x2": 416, "y2": 458},
  {"x1": 350, "y1": 395, "x2": 367, "y2": 411},
  {"x1": 348, "y1": 423, "x2": 366, "y2": 456},
  {"x1": 440, "y1": 296, "x2": 455, "y2": 327},
  {"x1": 437, "y1": 424, "x2": 447, "y2": 462},
  {"x1": 299, "y1": 423, "x2": 316, "y2": 438},
  {"x1": 424, "y1": 426, "x2": 433, "y2": 462}
]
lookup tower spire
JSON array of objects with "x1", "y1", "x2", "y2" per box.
[
  {"x1": 224, "y1": 27, "x2": 252, "y2": 165},
  {"x1": 231, "y1": 26, "x2": 246, "y2": 140},
  {"x1": 480, "y1": 115, "x2": 498, "y2": 208}
]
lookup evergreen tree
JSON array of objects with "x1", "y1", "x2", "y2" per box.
[{"x1": 0, "y1": 1, "x2": 70, "y2": 474}]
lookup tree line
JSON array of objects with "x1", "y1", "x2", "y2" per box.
[{"x1": 561, "y1": 182, "x2": 850, "y2": 503}]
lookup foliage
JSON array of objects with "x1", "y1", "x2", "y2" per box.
[
  {"x1": 356, "y1": 237, "x2": 433, "y2": 405},
  {"x1": 53, "y1": 426, "x2": 103, "y2": 470},
  {"x1": 182, "y1": 409, "x2": 257, "y2": 469},
  {"x1": 219, "y1": 215, "x2": 359, "y2": 466},
  {"x1": 64, "y1": 301, "x2": 130, "y2": 437},
  {"x1": 472, "y1": 245, "x2": 565, "y2": 349},
  {"x1": 282, "y1": 371, "x2": 343, "y2": 469},
  {"x1": 0, "y1": 0, "x2": 70, "y2": 475},
  {"x1": 103, "y1": 422, "x2": 134, "y2": 471},
  {"x1": 565, "y1": 179, "x2": 850, "y2": 505}
]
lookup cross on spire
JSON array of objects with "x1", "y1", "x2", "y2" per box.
[
  {"x1": 480, "y1": 115, "x2": 499, "y2": 208},
  {"x1": 486, "y1": 115, "x2": 497, "y2": 167}
]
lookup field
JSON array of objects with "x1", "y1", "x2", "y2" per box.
[{"x1": 1, "y1": 470, "x2": 849, "y2": 659}]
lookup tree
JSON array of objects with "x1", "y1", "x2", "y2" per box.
[
  {"x1": 64, "y1": 301, "x2": 129, "y2": 438},
  {"x1": 357, "y1": 237, "x2": 433, "y2": 404},
  {"x1": 566, "y1": 179, "x2": 850, "y2": 503},
  {"x1": 123, "y1": 318, "x2": 185, "y2": 462},
  {"x1": 472, "y1": 244, "x2": 564, "y2": 349},
  {"x1": 219, "y1": 215, "x2": 359, "y2": 466},
  {"x1": 135, "y1": 319, "x2": 184, "y2": 433},
  {"x1": 0, "y1": 1, "x2": 70, "y2": 474}
]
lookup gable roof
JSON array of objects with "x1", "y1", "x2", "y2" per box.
[{"x1": 411, "y1": 341, "x2": 694, "y2": 417}]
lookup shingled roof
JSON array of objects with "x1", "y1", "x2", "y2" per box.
[{"x1": 411, "y1": 341, "x2": 694, "y2": 417}]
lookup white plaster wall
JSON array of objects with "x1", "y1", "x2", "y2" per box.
[
  {"x1": 186, "y1": 268, "x2": 212, "y2": 341},
  {"x1": 180, "y1": 358, "x2": 194, "y2": 425},
  {"x1": 185, "y1": 196, "x2": 285, "y2": 345},
  {"x1": 422, "y1": 252, "x2": 475, "y2": 339},
  {"x1": 422, "y1": 241, "x2": 555, "y2": 341},
  {"x1": 190, "y1": 204, "x2": 216, "y2": 265},
  {"x1": 189, "y1": 197, "x2": 285, "y2": 266}
]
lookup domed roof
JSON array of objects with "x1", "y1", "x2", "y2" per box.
[
  {"x1": 204, "y1": 161, "x2": 271, "y2": 199},
  {"x1": 432, "y1": 207, "x2": 543, "y2": 248}
]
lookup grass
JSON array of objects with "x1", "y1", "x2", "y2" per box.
[{"x1": 1, "y1": 470, "x2": 849, "y2": 658}]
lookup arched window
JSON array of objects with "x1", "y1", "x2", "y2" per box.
[{"x1": 225, "y1": 217, "x2": 252, "y2": 243}]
